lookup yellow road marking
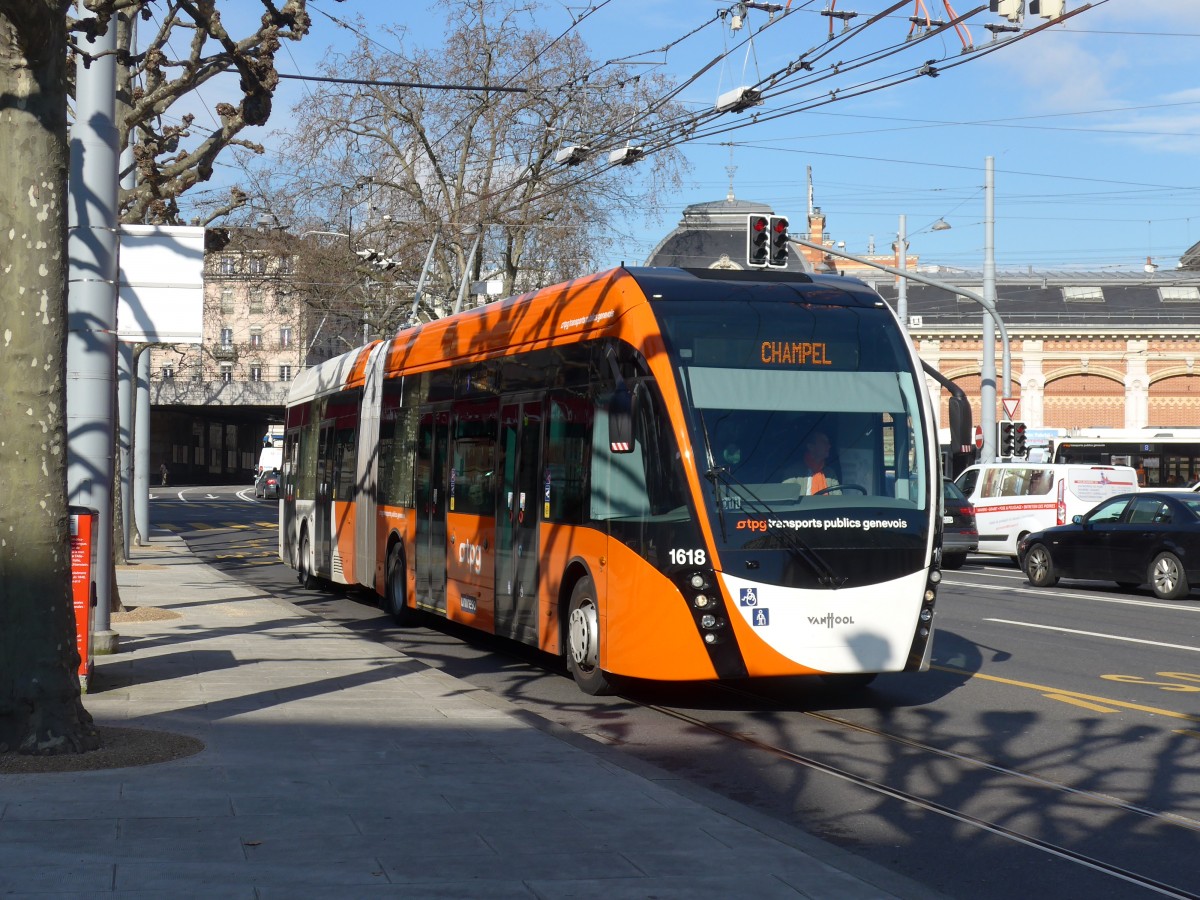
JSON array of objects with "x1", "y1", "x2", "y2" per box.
[
  {"x1": 1041, "y1": 693, "x2": 1117, "y2": 713},
  {"x1": 933, "y1": 664, "x2": 1200, "y2": 725},
  {"x1": 1173, "y1": 730, "x2": 1200, "y2": 740}
]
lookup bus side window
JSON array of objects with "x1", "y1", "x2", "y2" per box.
[
  {"x1": 590, "y1": 392, "x2": 650, "y2": 520},
  {"x1": 546, "y1": 392, "x2": 592, "y2": 524}
]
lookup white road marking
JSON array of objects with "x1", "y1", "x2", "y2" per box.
[
  {"x1": 984, "y1": 618, "x2": 1200, "y2": 653},
  {"x1": 943, "y1": 578, "x2": 1200, "y2": 613}
]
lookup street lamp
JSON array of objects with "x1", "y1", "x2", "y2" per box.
[{"x1": 896, "y1": 215, "x2": 950, "y2": 331}]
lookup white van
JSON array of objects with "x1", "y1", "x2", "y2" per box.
[
  {"x1": 954, "y1": 462, "x2": 1139, "y2": 559},
  {"x1": 255, "y1": 445, "x2": 283, "y2": 482}
]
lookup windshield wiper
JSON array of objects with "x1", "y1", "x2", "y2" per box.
[
  {"x1": 696, "y1": 410, "x2": 728, "y2": 541},
  {"x1": 706, "y1": 465, "x2": 846, "y2": 588}
]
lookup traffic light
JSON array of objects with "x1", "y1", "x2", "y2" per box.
[
  {"x1": 1013, "y1": 421, "x2": 1027, "y2": 457},
  {"x1": 747, "y1": 215, "x2": 769, "y2": 267},
  {"x1": 999, "y1": 421, "x2": 1015, "y2": 457},
  {"x1": 768, "y1": 216, "x2": 789, "y2": 268}
]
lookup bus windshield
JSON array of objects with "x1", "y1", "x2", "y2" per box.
[{"x1": 658, "y1": 299, "x2": 930, "y2": 542}]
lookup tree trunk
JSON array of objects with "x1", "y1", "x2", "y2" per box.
[{"x1": 0, "y1": 1, "x2": 100, "y2": 755}]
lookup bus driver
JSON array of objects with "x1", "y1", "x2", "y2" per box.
[{"x1": 784, "y1": 431, "x2": 840, "y2": 495}]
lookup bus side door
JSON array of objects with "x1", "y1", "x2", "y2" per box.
[
  {"x1": 314, "y1": 423, "x2": 335, "y2": 577},
  {"x1": 495, "y1": 399, "x2": 542, "y2": 643},
  {"x1": 415, "y1": 407, "x2": 449, "y2": 613},
  {"x1": 445, "y1": 399, "x2": 499, "y2": 631}
]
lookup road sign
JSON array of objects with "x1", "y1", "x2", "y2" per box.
[
  {"x1": 1002, "y1": 398, "x2": 1020, "y2": 421},
  {"x1": 974, "y1": 425, "x2": 984, "y2": 450}
]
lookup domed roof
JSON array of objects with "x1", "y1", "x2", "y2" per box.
[{"x1": 645, "y1": 195, "x2": 811, "y2": 273}]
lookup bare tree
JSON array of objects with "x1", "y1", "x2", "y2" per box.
[
  {"x1": 258, "y1": 0, "x2": 688, "y2": 318},
  {"x1": 0, "y1": 0, "x2": 100, "y2": 755},
  {"x1": 0, "y1": 0, "x2": 313, "y2": 756},
  {"x1": 108, "y1": 0, "x2": 314, "y2": 226}
]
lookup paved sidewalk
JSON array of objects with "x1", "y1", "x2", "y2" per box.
[{"x1": 0, "y1": 536, "x2": 938, "y2": 898}]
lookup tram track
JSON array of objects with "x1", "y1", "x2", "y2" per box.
[{"x1": 632, "y1": 682, "x2": 1200, "y2": 900}]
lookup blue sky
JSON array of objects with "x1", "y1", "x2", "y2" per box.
[{"x1": 196, "y1": 0, "x2": 1199, "y2": 274}]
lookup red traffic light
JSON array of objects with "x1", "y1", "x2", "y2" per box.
[
  {"x1": 768, "y1": 215, "x2": 789, "y2": 268},
  {"x1": 747, "y1": 215, "x2": 770, "y2": 267}
]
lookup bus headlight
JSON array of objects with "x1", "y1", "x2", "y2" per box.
[
  {"x1": 920, "y1": 607, "x2": 933, "y2": 622},
  {"x1": 694, "y1": 594, "x2": 710, "y2": 608},
  {"x1": 689, "y1": 573, "x2": 708, "y2": 590},
  {"x1": 700, "y1": 614, "x2": 716, "y2": 628}
]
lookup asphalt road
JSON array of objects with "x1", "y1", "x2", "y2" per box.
[{"x1": 144, "y1": 485, "x2": 1200, "y2": 900}]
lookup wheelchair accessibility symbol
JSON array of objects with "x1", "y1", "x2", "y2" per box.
[{"x1": 739, "y1": 587, "x2": 758, "y2": 607}]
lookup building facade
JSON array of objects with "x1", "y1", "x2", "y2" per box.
[{"x1": 147, "y1": 229, "x2": 318, "y2": 483}]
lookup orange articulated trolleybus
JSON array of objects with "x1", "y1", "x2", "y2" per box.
[{"x1": 280, "y1": 267, "x2": 946, "y2": 695}]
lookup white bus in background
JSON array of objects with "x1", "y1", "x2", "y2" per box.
[
  {"x1": 1054, "y1": 427, "x2": 1200, "y2": 488},
  {"x1": 954, "y1": 462, "x2": 1139, "y2": 560}
]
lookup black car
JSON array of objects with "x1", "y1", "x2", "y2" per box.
[
  {"x1": 941, "y1": 478, "x2": 978, "y2": 570},
  {"x1": 1018, "y1": 491, "x2": 1200, "y2": 600},
  {"x1": 254, "y1": 468, "x2": 280, "y2": 500}
]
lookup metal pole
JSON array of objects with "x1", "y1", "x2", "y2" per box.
[
  {"x1": 897, "y1": 214, "x2": 908, "y2": 330},
  {"x1": 134, "y1": 349, "x2": 150, "y2": 544},
  {"x1": 452, "y1": 231, "x2": 483, "y2": 315},
  {"x1": 66, "y1": 10, "x2": 119, "y2": 654},
  {"x1": 980, "y1": 156, "x2": 998, "y2": 464},
  {"x1": 407, "y1": 232, "x2": 440, "y2": 327},
  {"x1": 117, "y1": 342, "x2": 135, "y2": 556}
]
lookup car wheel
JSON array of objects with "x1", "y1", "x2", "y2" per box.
[
  {"x1": 1149, "y1": 551, "x2": 1189, "y2": 600},
  {"x1": 942, "y1": 553, "x2": 966, "y2": 570},
  {"x1": 566, "y1": 577, "x2": 614, "y2": 696},
  {"x1": 385, "y1": 543, "x2": 413, "y2": 626},
  {"x1": 1024, "y1": 543, "x2": 1059, "y2": 587}
]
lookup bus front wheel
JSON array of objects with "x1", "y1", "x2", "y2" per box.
[{"x1": 566, "y1": 577, "x2": 614, "y2": 696}]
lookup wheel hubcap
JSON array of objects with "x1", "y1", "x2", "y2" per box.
[
  {"x1": 1155, "y1": 558, "x2": 1177, "y2": 593},
  {"x1": 569, "y1": 604, "x2": 598, "y2": 670},
  {"x1": 1030, "y1": 550, "x2": 1047, "y2": 581}
]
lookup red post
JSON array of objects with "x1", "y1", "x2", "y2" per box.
[{"x1": 69, "y1": 507, "x2": 97, "y2": 691}]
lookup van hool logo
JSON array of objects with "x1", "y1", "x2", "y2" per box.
[{"x1": 809, "y1": 613, "x2": 856, "y2": 629}]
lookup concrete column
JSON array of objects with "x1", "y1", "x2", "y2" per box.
[
  {"x1": 1020, "y1": 340, "x2": 1045, "y2": 427},
  {"x1": 1125, "y1": 340, "x2": 1149, "y2": 429}
]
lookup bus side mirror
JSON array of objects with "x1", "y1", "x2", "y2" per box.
[
  {"x1": 608, "y1": 385, "x2": 635, "y2": 453},
  {"x1": 948, "y1": 393, "x2": 972, "y2": 452}
]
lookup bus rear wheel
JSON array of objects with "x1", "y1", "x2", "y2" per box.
[
  {"x1": 385, "y1": 543, "x2": 413, "y2": 626},
  {"x1": 566, "y1": 577, "x2": 614, "y2": 696},
  {"x1": 298, "y1": 533, "x2": 317, "y2": 590}
]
